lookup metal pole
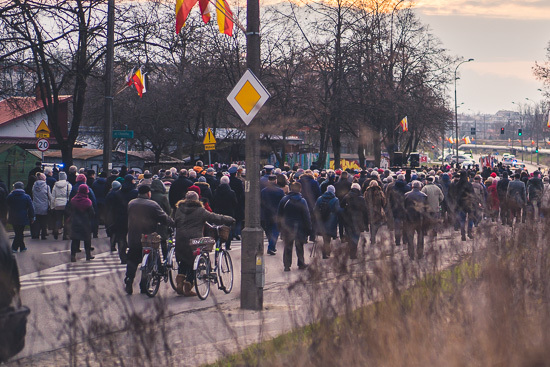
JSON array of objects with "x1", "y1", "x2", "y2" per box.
[
  {"x1": 102, "y1": 0, "x2": 115, "y2": 174},
  {"x1": 125, "y1": 125, "x2": 128, "y2": 167},
  {"x1": 241, "y1": 0, "x2": 263, "y2": 310},
  {"x1": 454, "y1": 59, "x2": 473, "y2": 166}
]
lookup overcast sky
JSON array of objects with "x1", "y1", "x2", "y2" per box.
[{"x1": 414, "y1": 0, "x2": 550, "y2": 114}]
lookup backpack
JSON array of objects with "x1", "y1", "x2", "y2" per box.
[{"x1": 317, "y1": 199, "x2": 331, "y2": 221}]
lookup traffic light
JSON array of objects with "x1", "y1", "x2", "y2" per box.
[
  {"x1": 536, "y1": 146, "x2": 539, "y2": 153},
  {"x1": 501, "y1": 127, "x2": 505, "y2": 134},
  {"x1": 518, "y1": 129, "x2": 522, "y2": 136},
  {"x1": 471, "y1": 127, "x2": 476, "y2": 135}
]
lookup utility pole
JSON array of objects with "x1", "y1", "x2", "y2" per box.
[
  {"x1": 240, "y1": 0, "x2": 264, "y2": 310},
  {"x1": 102, "y1": 0, "x2": 114, "y2": 173},
  {"x1": 454, "y1": 58, "x2": 474, "y2": 163}
]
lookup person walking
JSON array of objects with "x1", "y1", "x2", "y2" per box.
[
  {"x1": 403, "y1": 180, "x2": 428, "y2": 260},
  {"x1": 50, "y1": 171, "x2": 72, "y2": 240},
  {"x1": 212, "y1": 176, "x2": 238, "y2": 250},
  {"x1": 421, "y1": 176, "x2": 444, "y2": 237},
  {"x1": 450, "y1": 171, "x2": 476, "y2": 240},
  {"x1": 66, "y1": 185, "x2": 95, "y2": 262},
  {"x1": 506, "y1": 173, "x2": 526, "y2": 226},
  {"x1": 298, "y1": 170, "x2": 321, "y2": 242},
  {"x1": 388, "y1": 174, "x2": 410, "y2": 246},
  {"x1": 340, "y1": 183, "x2": 369, "y2": 259},
  {"x1": 31, "y1": 173, "x2": 51, "y2": 240},
  {"x1": 150, "y1": 178, "x2": 171, "y2": 257},
  {"x1": 174, "y1": 191, "x2": 234, "y2": 296},
  {"x1": 261, "y1": 175, "x2": 285, "y2": 256},
  {"x1": 497, "y1": 171, "x2": 510, "y2": 225},
  {"x1": 114, "y1": 175, "x2": 138, "y2": 263},
  {"x1": 124, "y1": 185, "x2": 174, "y2": 295},
  {"x1": 527, "y1": 171, "x2": 543, "y2": 221},
  {"x1": 6, "y1": 182, "x2": 34, "y2": 252},
  {"x1": 364, "y1": 180, "x2": 386, "y2": 245},
  {"x1": 313, "y1": 185, "x2": 340, "y2": 259},
  {"x1": 277, "y1": 182, "x2": 311, "y2": 271}
]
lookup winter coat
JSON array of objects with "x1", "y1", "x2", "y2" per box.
[
  {"x1": 313, "y1": 191, "x2": 340, "y2": 237},
  {"x1": 70, "y1": 182, "x2": 98, "y2": 212},
  {"x1": 496, "y1": 177, "x2": 510, "y2": 203},
  {"x1": 487, "y1": 181, "x2": 500, "y2": 211},
  {"x1": 421, "y1": 183, "x2": 444, "y2": 213},
  {"x1": 212, "y1": 183, "x2": 238, "y2": 218},
  {"x1": 150, "y1": 179, "x2": 171, "y2": 240},
  {"x1": 6, "y1": 190, "x2": 34, "y2": 226},
  {"x1": 51, "y1": 180, "x2": 72, "y2": 210},
  {"x1": 298, "y1": 174, "x2": 321, "y2": 217},
  {"x1": 277, "y1": 191, "x2": 312, "y2": 243},
  {"x1": 66, "y1": 198, "x2": 94, "y2": 242},
  {"x1": 195, "y1": 182, "x2": 213, "y2": 204},
  {"x1": 229, "y1": 175, "x2": 245, "y2": 222},
  {"x1": 450, "y1": 176, "x2": 476, "y2": 213},
  {"x1": 388, "y1": 179, "x2": 410, "y2": 219},
  {"x1": 506, "y1": 180, "x2": 526, "y2": 208},
  {"x1": 320, "y1": 177, "x2": 337, "y2": 194},
  {"x1": 404, "y1": 189, "x2": 428, "y2": 223},
  {"x1": 32, "y1": 180, "x2": 51, "y2": 215},
  {"x1": 260, "y1": 183, "x2": 285, "y2": 228},
  {"x1": 91, "y1": 178, "x2": 108, "y2": 204},
  {"x1": 174, "y1": 199, "x2": 234, "y2": 261},
  {"x1": 104, "y1": 187, "x2": 123, "y2": 235},
  {"x1": 365, "y1": 185, "x2": 386, "y2": 224},
  {"x1": 168, "y1": 176, "x2": 194, "y2": 208},
  {"x1": 341, "y1": 188, "x2": 369, "y2": 237},
  {"x1": 127, "y1": 197, "x2": 173, "y2": 250},
  {"x1": 527, "y1": 177, "x2": 544, "y2": 203},
  {"x1": 205, "y1": 174, "x2": 219, "y2": 192},
  {"x1": 472, "y1": 182, "x2": 487, "y2": 210}
]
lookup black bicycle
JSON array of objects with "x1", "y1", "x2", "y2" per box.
[
  {"x1": 141, "y1": 233, "x2": 178, "y2": 297},
  {"x1": 192, "y1": 223, "x2": 233, "y2": 300}
]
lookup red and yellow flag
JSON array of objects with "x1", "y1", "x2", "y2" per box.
[
  {"x1": 547, "y1": 111, "x2": 550, "y2": 128},
  {"x1": 176, "y1": 0, "x2": 198, "y2": 34},
  {"x1": 447, "y1": 137, "x2": 454, "y2": 144},
  {"x1": 216, "y1": 0, "x2": 234, "y2": 36},
  {"x1": 463, "y1": 136, "x2": 471, "y2": 144},
  {"x1": 199, "y1": 0, "x2": 211, "y2": 23},
  {"x1": 129, "y1": 68, "x2": 146, "y2": 98},
  {"x1": 400, "y1": 116, "x2": 408, "y2": 132}
]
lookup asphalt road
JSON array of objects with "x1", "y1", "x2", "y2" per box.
[{"x1": 7, "y1": 223, "x2": 485, "y2": 366}]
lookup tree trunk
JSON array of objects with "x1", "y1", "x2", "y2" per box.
[{"x1": 373, "y1": 132, "x2": 381, "y2": 167}]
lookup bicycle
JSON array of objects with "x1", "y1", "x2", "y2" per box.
[
  {"x1": 192, "y1": 223, "x2": 233, "y2": 300},
  {"x1": 140, "y1": 232, "x2": 179, "y2": 298}
]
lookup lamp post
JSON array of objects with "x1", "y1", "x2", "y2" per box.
[
  {"x1": 454, "y1": 59, "x2": 474, "y2": 164},
  {"x1": 526, "y1": 98, "x2": 539, "y2": 165}
]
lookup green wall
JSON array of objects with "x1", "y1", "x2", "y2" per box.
[{"x1": 0, "y1": 145, "x2": 40, "y2": 188}]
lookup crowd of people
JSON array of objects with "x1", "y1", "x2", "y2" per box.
[{"x1": 1, "y1": 158, "x2": 550, "y2": 292}]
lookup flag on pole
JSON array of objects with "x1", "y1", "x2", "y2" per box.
[
  {"x1": 532, "y1": 140, "x2": 535, "y2": 145},
  {"x1": 400, "y1": 116, "x2": 408, "y2": 132},
  {"x1": 198, "y1": 0, "x2": 211, "y2": 23},
  {"x1": 176, "y1": 0, "x2": 199, "y2": 34},
  {"x1": 463, "y1": 136, "x2": 471, "y2": 144},
  {"x1": 547, "y1": 111, "x2": 550, "y2": 128},
  {"x1": 216, "y1": 0, "x2": 234, "y2": 36},
  {"x1": 447, "y1": 137, "x2": 454, "y2": 144},
  {"x1": 128, "y1": 68, "x2": 146, "y2": 98}
]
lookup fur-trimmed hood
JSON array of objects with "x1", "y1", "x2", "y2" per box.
[{"x1": 176, "y1": 198, "x2": 203, "y2": 213}]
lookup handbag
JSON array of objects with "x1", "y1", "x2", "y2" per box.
[{"x1": 0, "y1": 293, "x2": 30, "y2": 362}]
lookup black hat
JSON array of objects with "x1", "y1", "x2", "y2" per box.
[{"x1": 138, "y1": 185, "x2": 151, "y2": 195}]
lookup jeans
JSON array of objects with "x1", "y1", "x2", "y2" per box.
[
  {"x1": 264, "y1": 223, "x2": 280, "y2": 252},
  {"x1": 11, "y1": 224, "x2": 26, "y2": 251},
  {"x1": 404, "y1": 221, "x2": 424, "y2": 260}
]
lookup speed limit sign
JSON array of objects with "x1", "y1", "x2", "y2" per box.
[{"x1": 36, "y1": 138, "x2": 50, "y2": 152}]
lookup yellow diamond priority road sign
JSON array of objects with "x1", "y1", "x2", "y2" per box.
[
  {"x1": 35, "y1": 120, "x2": 50, "y2": 138},
  {"x1": 227, "y1": 69, "x2": 270, "y2": 125}
]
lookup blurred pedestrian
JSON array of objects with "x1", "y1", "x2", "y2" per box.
[
  {"x1": 6, "y1": 182, "x2": 34, "y2": 252},
  {"x1": 66, "y1": 184, "x2": 95, "y2": 262},
  {"x1": 364, "y1": 180, "x2": 386, "y2": 245},
  {"x1": 404, "y1": 181, "x2": 428, "y2": 260},
  {"x1": 313, "y1": 185, "x2": 341, "y2": 259},
  {"x1": 341, "y1": 183, "x2": 368, "y2": 259},
  {"x1": 51, "y1": 171, "x2": 72, "y2": 240},
  {"x1": 31, "y1": 173, "x2": 51, "y2": 240},
  {"x1": 261, "y1": 175, "x2": 284, "y2": 255}
]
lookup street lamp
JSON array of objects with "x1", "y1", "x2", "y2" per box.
[
  {"x1": 455, "y1": 58, "x2": 474, "y2": 163},
  {"x1": 526, "y1": 97, "x2": 539, "y2": 165}
]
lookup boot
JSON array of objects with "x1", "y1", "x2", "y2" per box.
[
  {"x1": 86, "y1": 250, "x2": 95, "y2": 261},
  {"x1": 70, "y1": 254, "x2": 76, "y2": 262},
  {"x1": 183, "y1": 281, "x2": 197, "y2": 297},
  {"x1": 175, "y1": 274, "x2": 185, "y2": 295},
  {"x1": 124, "y1": 277, "x2": 133, "y2": 295}
]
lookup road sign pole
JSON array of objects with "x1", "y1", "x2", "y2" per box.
[
  {"x1": 103, "y1": 0, "x2": 115, "y2": 173},
  {"x1": 240, "y1": 0, "x2": 263, "y2": 311},
  {"x1": 208, "y1": 150, "x2": 211, "y2": 166}
]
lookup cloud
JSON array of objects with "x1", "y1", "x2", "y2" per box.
[{"x1": 416, "y1": 0, "x2": 550, "y2": 19}]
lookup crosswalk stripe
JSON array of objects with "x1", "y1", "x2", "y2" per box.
[{"x1": 20, "y1": 252, "x2": 125, "y2": 291}]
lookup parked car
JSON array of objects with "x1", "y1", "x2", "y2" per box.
[{"x1": 445, "y1": 154, "x2": 470, "y2": 164}]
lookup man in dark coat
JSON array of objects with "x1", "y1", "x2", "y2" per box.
[
  {"x1": 212, "y1": 176, "x2": 238, "y2": 250},
  {"x1": 341, "y1": 183, "x2": 368, "y2": 259},
  {"x1": 259, "y1": 165, "x2": 274, "y2": 191},
  {"x1": 334, "y1": 171, "x2": 352, "y2": 239},
  {"x1": 105, "y1": 181, "x2": 123, "y2": 252},
  {"x1": 319, "y1": 170, "x2": 337, "y2": 194},
  {"x1": 497, "y1": 171, "x2": 510, "y2": 225},
  {"x1": 92, "y1": 172, "x2": 108, "y2": 225},
  {"x1": 168, "y1": 169, "x2": 193, "y2": 209},
  {"x1": 6, "y1": 182, "x2": 34, "y2": 252},
  {"x1": 114, "y1": 175, "x2": 138, "y2": 263},
  {"x1": 124, "y1": 185, "x2": 174, "y2": 295},
  {"x1": 204, "y1": 167, "x2": 219, "y2": 192},
  {"x1": 527, "y1": 170, "x2": 544, "y2": 221},
  {"x1": 260, "y1": 175, "x2": 284, "y2": 255},
  {"x1": 277, "y1": 182, "x2": 311, "y2": 271},
  {"x1": 507, "y1": 173, "x2": 526, "y2": 226},
  {"x1": 403, "y1": 180, "x2": 428, "y2": 260},
  {"x1": 313, "y1": 185, "x2": 340, "y2": 259},
  {"x1": 228, "y1": 166, "x2": 245, "y2": 241},
  {"x1": 298, "y1": 170, "x2": 321, "y2": 242},
  {"x1": 450, "y1": 170, "x2": 476, "y2": 240},
  {"x1": 387, "y1": 174, "x2": 410, "y2": 246}
]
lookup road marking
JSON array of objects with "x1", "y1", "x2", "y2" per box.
[
  {"x1": 20, "y1": 251, "x2": 125, "y2": 291},
  {"x1": 43, "y1": 250, "x2": 71, "y2": 255}
]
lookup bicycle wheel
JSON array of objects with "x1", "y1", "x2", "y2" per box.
[
  {"x1": 217, "y1": 250, "x2": 233, "y2": 294},
  {"x1": 168, "y1": 250, "x2": 179, "y2": 291},
  {"x1": 145, "y1": 254, "x2": 161, "y2": 298},
  {"x1": 194, "y1": 254, "x2": 211, "y2": 300}
]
